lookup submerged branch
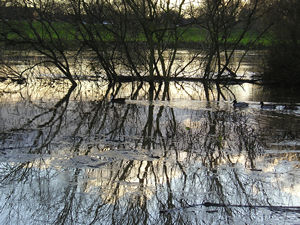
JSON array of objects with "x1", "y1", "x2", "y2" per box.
[
  {"x1": 106, "y1": 75, "x2": 261, "y2": 85},
  {"x1": 160, "y1": 202, "x2": 300, "y2": 214}
]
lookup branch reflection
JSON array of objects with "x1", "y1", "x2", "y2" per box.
[{"x1": 0, "y1": 82, "x2": 299, "y2": 225}]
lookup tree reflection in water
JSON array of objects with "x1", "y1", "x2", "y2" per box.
[{"x1": 0, "y1": 83, "x2": 300, "y2": 225}]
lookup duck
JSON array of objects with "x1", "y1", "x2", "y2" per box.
[
  {"x1": 233, "y1": 100, "x2": 249, "y2": 108},
  {"x1": 284, "y1": 104, "x2": 297, "y2": 110},
  {"x1": 110, "y1": 97, "x2": 126, "y2": 104},
  {"x1": 260, "y1": 101, "x2": 276, "y2": 109}
]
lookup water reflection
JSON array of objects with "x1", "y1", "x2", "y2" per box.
[
  {"x1": 2, "y1": 48, "x2": 300, "y2": 104},
  {"x1": 1, "y1": 83, "x2": 300, "y2": 224}
]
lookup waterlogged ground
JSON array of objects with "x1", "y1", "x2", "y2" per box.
[{"x1": 0, "y1": 82, "x2": 300, "y2": 225}]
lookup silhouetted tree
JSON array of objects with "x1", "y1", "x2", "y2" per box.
[{"x1": 263, "y1": 0, "x2": 300, "y2": 85}]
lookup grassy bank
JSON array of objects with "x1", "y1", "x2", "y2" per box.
[{"x1": 0, "y1": 21, "x2": 273, "y2": 49}]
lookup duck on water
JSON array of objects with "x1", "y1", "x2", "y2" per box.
[
  {"x1": 260, "y1": 101, "x2": 276, "y2": 109},
  {"x1": 260, "y1": 102, "x2": 298, "y2": 110},
  {"x1": 233, "y1": 100, "x2": 249, "y2": 108},
  {"x1": 284, "y1": 104, "x2": 298, "y2": 110},
  {"x1": 110, "y1": 97, "x2": 126, "y2": 104}
]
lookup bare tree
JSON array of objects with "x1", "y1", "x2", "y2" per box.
[
  {"x1": 191, "y1": 0, "x2": 269, "y2": 84},
  {"x1": 68, "y1": 0, "x2": 202, "y2": 83},
  {"x1": 0, "y1": 0, "x2": 78, "y2": 86},
  {"x1": 263, "y1": 0, "x2": 300, "y2": 85},
  {"x1": 0, "y1": 0, "x2": 269, "y2": 88}
]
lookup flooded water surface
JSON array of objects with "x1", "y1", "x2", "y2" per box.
[{"x1": 1, "y1": 51, "x2": 300, "y2": 225}]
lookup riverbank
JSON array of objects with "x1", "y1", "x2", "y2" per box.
[{"x1": 0, "y1": 21, "x2": 272, "y2": 50}]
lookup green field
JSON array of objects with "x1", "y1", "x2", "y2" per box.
[{"x1": 0, "y1": 20, "x2": 273, "y2": 48}]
